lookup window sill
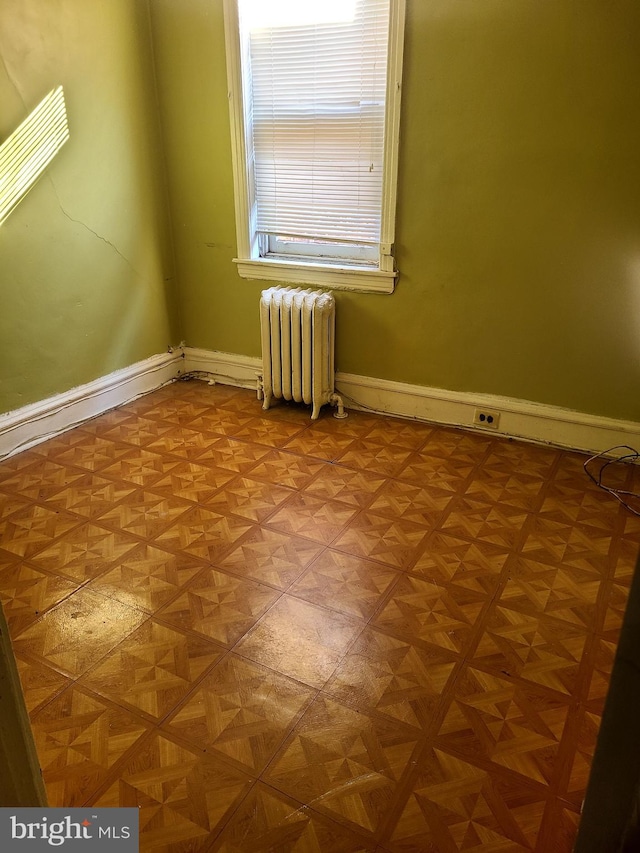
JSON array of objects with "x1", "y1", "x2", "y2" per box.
[{"x1": 233, "y1": 257, "x2": 397, "y2": 294}]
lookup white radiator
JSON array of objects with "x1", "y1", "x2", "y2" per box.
[{"x1": 259, "y1": 286, "x2": 346, "y2": 420}]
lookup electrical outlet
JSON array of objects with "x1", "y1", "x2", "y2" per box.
[{"x1": 473, "y1": 408, "x2": 500, "y2": 430}]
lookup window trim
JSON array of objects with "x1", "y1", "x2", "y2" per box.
[{"x1": 222, "y1": 0, "x2": 405, "y2": 294}]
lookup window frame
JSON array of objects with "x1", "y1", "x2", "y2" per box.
[{"x1": 222, "y1": 0, "x2": 406, "y2": 294}]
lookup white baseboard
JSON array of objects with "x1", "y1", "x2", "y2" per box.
[
  {"x1": 335, "y1": 372, "x2": 640, "y2": 456},
  {"x1": 182, "y1": 347, "x2": 262, "y2": 389},
  {"x1": 3, "y1": 346, "x2": 638, "y2": 461},
  {"x1": 181, "y1": 347, "x2": 640, "y2": 456},
  {"x1": 0, "y1": 351, "x2": 183, "y2": 459}
]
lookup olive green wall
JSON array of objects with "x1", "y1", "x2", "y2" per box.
[
  {"x1": 3, "y1": 1, "x2": 638, "y2": 422},
  {"x1": 0, "y1": 0, "x2": 178, "y2": 414},
  {"x1": 150, "y1": 0, "x2": 640, "y2": 422}
]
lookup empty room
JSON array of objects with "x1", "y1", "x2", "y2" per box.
[{"x1": 1, "y1": 1, "x2": 639, "y2": 850}]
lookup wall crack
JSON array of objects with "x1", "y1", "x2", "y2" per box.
[
  {"x1": 0, "y1": 49, "x2": 27, "y2": 112},
  {"x1": 47, "y1": 176, "x2": 145, "y2": 280}
]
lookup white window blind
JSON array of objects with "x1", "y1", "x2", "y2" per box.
[{"x1": 238, "y1": 0, "x2": 391, "y2": 250}]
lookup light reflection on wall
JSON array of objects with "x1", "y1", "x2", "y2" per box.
[{"x1": 0, "y1": 86, "x2": 69, "y2": 226}]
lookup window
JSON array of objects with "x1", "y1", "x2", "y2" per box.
[{"x1": 223, "y1": 0, "x2": 405, "y2": 293}]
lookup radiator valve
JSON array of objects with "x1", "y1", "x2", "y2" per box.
[{"x1": 330, "y1": 393, "x2": 348, "y2": 419}]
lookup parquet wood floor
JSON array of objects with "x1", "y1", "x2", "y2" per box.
[{"x1": 0, "y1": 379, "x2": 637, "y2": 851}]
